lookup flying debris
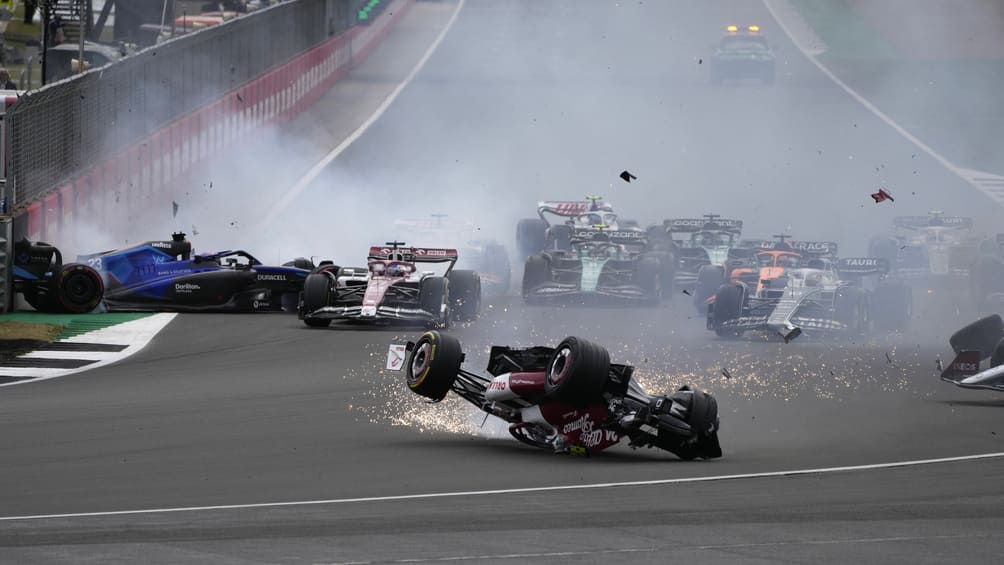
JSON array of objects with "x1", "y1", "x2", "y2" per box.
[
  {"x1": 682, "y1": 289, "x2": 692, "y2": 296},
  {"x1": 871, "y1": 188, "x2": 894, "y2": 203},
  {"x1": 619, "y1": 170, "x2": 637, "y2": 183},
  {"x1": 172, "y1": 201, "x2": 179, "y2": 218},
  {"x1": 721, "y1": 367, "x2": 732, "y2": 379}
]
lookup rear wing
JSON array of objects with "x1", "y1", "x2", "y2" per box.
[
  {"x1": 537, "y1": 199, "x2": 608, "y2": 219},
  {"x1": 894, "y1": 216, "x2": 973, "y2": 230},
  {"x1": 737, "y1": 240, "x2": 838, "y2": 257},
  {"x1": 367, "y1": 246, "x2": 459, "y2": 263},
  {"x1": 570, "y1": 228, "x2": 647, "y2": 245},
  {"x1": 836, "y1": 257, "x2": 889, "y2": 276},
  {"x1": 664, "y1": 218, "x2": 742, "y2": 235}
]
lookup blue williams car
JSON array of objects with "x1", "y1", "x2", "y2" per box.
[{"x1": 77, "y1": 233, "x2": 327, "y2": 312}]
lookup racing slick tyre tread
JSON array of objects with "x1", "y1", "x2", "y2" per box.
[
  {"x1": 872, "y1": 282, "x2": 912, "y2": 331},
  {"x1": 544, "y1": 336, "x2": 610, "y2": 406},
  {"x1": 992, "y1": 337, "x2": 1004, "y2": 369},
  {"x1": 522, "y1": 255, "x2": 550, "y2": 300},
  {"x1": 712, "y1": 284, "x2": 744, "y2": 338},
  {"x1": 302, "y1": 273, "x2": 333, "y2": 328},
  {"x1": 448, "y1": 269, "x2": 481, "y2": 322},
  {"x1": 694, "y1": 265, "x2": 725, "y2": 314},
  {"x1": 950, "y1": 314, "x2": 1004, "y2": 360},
  {"x1": 419, "y1": 276, "x2": 450, "y2": 327},
  {"x1": 834, "y1": 287, "x2": 867, "y2": 334},
  {"x1": 53, "y1": 264, "x2": 104, "y2": 314},
  {"x1": 546, "y1": 225, "x2": 573, "y2": 252},
  {"x1": 407, "y1": 331, "x2": 463, "y2": 401},
  {"x1": 516, "y1": 218, "x2": 547, "y2": 258},
  {"x1": 636, "y1": 256, "x2": 662, "y2": 305}
]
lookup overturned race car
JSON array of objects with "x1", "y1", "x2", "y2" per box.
[
  {"x1": 940, "y1": 314, "x2": 1004, "y2": 392},
  {"x1": 391, "y1": 331, "x2": 722, "y2": 460}
]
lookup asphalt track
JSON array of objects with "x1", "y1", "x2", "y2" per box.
[{"x1": 3, "y1": 1, "x2": 1004, "y2": 563}]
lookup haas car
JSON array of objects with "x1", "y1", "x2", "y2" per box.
[
  {"x1": 392, "y1": 331, "x2": 722, "y2": 460},
  {"x1": 394, "y1": 215, "x2": 510, "y2": 295},
  {"x1": 299, "y1": 242, "x2": 481, "y2": 328},
  {"x1": 869, "y1": 211, "x2": 978, "y2": 282},
  {"x1": 13, "y1": 238, "x2": 104, "y2": 313},
  {"x1": 76, "y1": 233, "x2": 320, "y2": 312},
  {"x1": 940, "y1": 314, "x2": 1004, "y2": 392},
  {"x1": 522, "y1": 228, "x2": 665, "y2": 305},
  {"x1": 515, "y1": 196, "x2": 643, "y2": 258},
  {"x1": 706, "y1": 238, "x2": 911, "y2": 341}
]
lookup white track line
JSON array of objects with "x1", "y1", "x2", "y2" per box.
[
  {"x1": 0, "y1": 314, "x2": 176, "y2": 387},
  {"x1": 262, "y1": 0, "x2": 466, "y2": 226},
  {"x1": 2, "y1": 451, "x2": 1002, "y2": 522},
  {"x1": 762, "y1": 0, "x2": 1003, "y2": 205},
  {"x1": 321, "y1": 548, "x2": 657, "y2": 565}
]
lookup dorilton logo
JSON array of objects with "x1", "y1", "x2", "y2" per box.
[{"x1": 175, "y1": 283, "x2": 200, "y2": 291}]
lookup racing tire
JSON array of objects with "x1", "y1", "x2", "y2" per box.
[
  {"x1": 516, "y1": 218, "x2": 547, "y2": 258},
  {"x1": 419, "y1": 276, "x2": 450, "y2": 327},
  {"x1": 949, "y1": 314, "x2": 1004, "y2": 359},
  {"x1": 636, "y1": 256, "x2": 662, "y2": 306},
  {"x1": 52, "y1": 264, "x2": 104, "y2": 314},
  {"x1": 694, "y1": 264, "x2": 725, "y2": 314},
  {"x1": 834, "y1": 286, "x2": 867, "y2": 334},
  {"x1": 406, "y1": 331, "x2": 463, "y2": 402},
  {"x1": 868, "y1": 236, "x2": 899, "y2": 265},
  {"x1": 522, "y1": 255, "x2": 550, "y2": 300},
  {"x1": 711, "y1": 284, "x2": 744, "y2": 338},
  {"x1": 483, "y1": 243, "x2": 512, "y2": 295},
  {"x1": 448, "y1": 269, "x2": 481, "y2": 322},
  {"x1": 544, "y1": 336, "x2": 610, "y2": 406},
  {"x1": 872, "y1": 282, "x2": 912, "y2": 330},
  {"x1": 546, "y1": 225, "x2": 573, "y2": 252},
  {"x1": 301, "y1": 273, "x2": 333, "y2": 328}
]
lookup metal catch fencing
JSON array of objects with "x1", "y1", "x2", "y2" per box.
[{"x1": 3, "y1": 0, "x2": 350, "y2": 211}]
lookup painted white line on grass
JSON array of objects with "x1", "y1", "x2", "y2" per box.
[
  {"x1": 0, "y1": 314, "x2": 177, "y2": 387},
  {"x1": 762, "y1": 0, "x2": 1004, "y2": 207},
  {"x1": 2, "y1": 451, "x2": 1002, "y2": 522},
  {"x1": 262, "y1": 0, "x2": 467, "y2": 226}
]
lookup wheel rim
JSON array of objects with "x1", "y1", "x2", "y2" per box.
[
  {"x1": 409, "y1": 340, "x2": 434, "y2": 387},
  {"x1": 548, "y1": 346, "x2": 572, "y2": 386},
  {"x1": 64, "y1": 272, "x2": 97, "y2": 305}
]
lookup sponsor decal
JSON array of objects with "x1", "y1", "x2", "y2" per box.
[
  {"x1": 386, "y1": 344, "x2": 407, "y2": 371},
  {"x1": 953, "y1": 361, "x2": 978, "y2": 372},
  {"x1": 175, "y1": 282, "x2": 200, "y2": 293},
  {"x1": 488, "y1": 379, "x2": 507, "y2": 391},
  {"x1": 257, "y1": 274, "x2": 286, "y2": 281},
  {"x1": 151, "y1": 242, "x2": 172, "y2": 249},
  {"x1": 252, "y1": 300, "x2": 271, "y2": 309},
  {"x1": 843, "y1": 258, "x2": 880, "y2": 267},
  {"x1": 510, "y1": 378, "x2": 538, "y2": 386}
]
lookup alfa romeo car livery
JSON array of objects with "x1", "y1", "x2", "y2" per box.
[
  {"x1": 76, "y1": 233, "x2": 317, "y2": 312},
  {"x1": 298, "y1": 242, "x2": 481, "y2": 327},
  {"x1": 393, "y1": 331, "x2": 722, "y2": 460},
  {"x1": 940, "y1": 315, "x2": 1004, "y2": 392},
  {"x1": 522, "y1": 228, "x2": 663, "y2": 304}
]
